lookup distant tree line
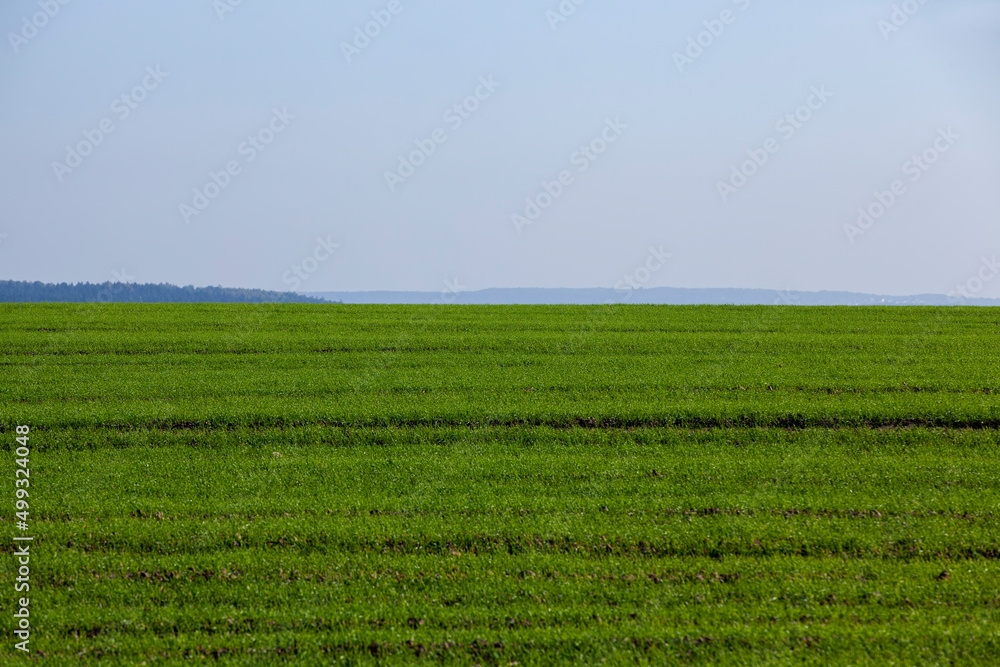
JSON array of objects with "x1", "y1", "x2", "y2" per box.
[{"x1": 0, "y1": 281, "x2": 336, "y2": 304}]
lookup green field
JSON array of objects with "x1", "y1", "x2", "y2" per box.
[{"x1": 2, "y1": 304, "x2": 1000, "y2": 664}]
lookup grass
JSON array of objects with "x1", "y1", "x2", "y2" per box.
[{"x1": 1, "y1": 304, "x2": 999, "y2": 664}]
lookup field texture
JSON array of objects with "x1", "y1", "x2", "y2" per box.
[{"x1": 2, "y1": 304, "x2": 1000, "y2": 664}]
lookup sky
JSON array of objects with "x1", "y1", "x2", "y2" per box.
[{"x1": 1, "y1": 0, "x2": 998, "y2": 297}]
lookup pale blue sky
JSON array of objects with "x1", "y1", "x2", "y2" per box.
[{"x1": 1, "y1": 0, "x2": 998, "y2": 296}]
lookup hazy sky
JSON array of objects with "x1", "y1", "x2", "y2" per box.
[{"x1": 2, "y1": 0, "x2": 998, "y2": 296}]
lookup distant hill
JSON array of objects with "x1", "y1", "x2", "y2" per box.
[
  {"x1": 0, "y1": 281, "x2": 329, "y2": 304},
  {"x1": 305, "y1": 287, "x2": 1000, "y2": 306},
  {"x1": 6, "y1": 281, "x2": 994, "y2": 306}
]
